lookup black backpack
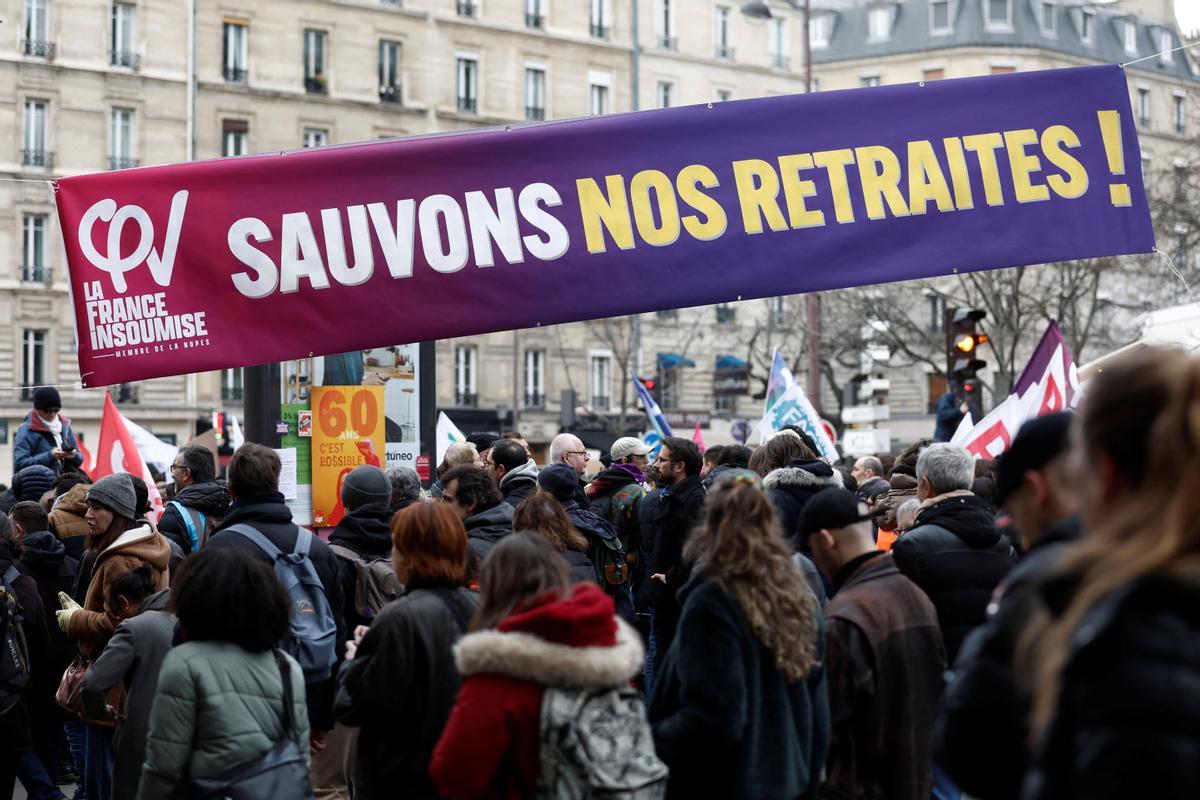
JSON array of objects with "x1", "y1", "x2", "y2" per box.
[{"x1": 0, "y1": 565, "x2": 32, "y2": 715}]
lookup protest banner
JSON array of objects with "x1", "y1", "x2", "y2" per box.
[
  {"x1": 311, "y1": 385, "x2": 385, "y2": 527},
  {"x1": 53, "y1": 66, "x2": 1153, "y2": 386}
]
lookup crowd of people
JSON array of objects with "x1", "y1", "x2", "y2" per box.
[{"x1": 1, "y1": 347, "x2": 1198, "y2": 799}]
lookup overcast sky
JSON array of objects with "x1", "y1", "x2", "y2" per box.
[{"x1": 1177, "y1": 0, "x2": 1199, "y2": 36}]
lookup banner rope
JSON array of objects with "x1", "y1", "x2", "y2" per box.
[
  {"x1": 0, "y1": 178, "x2": 56, "y2": 185},
  {"x1": 1156, "y1": 247, "x2": 1200, "y2": 310},
  {"x1": 0, "y1": 372, "x2": 97, "y2": 393},
  {"x1": 1121, "y1": 39, "x2": 1200, "y2": 68}
]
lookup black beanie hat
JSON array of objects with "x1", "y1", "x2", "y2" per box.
[{"x1": 32, "y1": 386, "x2": 61, "y2": 411}]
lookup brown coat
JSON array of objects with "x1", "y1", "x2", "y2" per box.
[
  {"x1": 66, "y1": 525, "x2": 171, "y2": 656},
  {"x1": 822, "y1": 553, "x2": 946, "y2": 800},
  {"x1": 49, "y1": 483, "x2": 91, "y2": 540}
]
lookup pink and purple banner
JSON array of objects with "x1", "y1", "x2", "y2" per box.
[{"x1": 54, "y1": 65, "x2": 1153, "y2": 386}]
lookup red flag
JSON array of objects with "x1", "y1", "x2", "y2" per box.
[
  {"x1": 75, "y1": 432, "x2": 94, "y2": 475},
  {"x1": 692, "y1": 422, "x2": 705, "y2": 453},
  {"x1": 94, "y1": 392, "x2": 164, "y2": 520}
]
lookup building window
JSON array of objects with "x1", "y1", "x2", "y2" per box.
[
  {"x1": 454, "y1": 345, "x2": 477, "y2": 406},
  {"x1": 810, "y1": 14, "x2": 831, "y2": 48},
  {"x1": 1160, "y1": 30, "x2": 1173, "y2": 66},
  {"x1": 456, "y1": 55, "x2": 478, "y2": 113},
  {"x1": 930, "y1": 0, "x2": 950, "y2": 34},
  {"x1": 1138, "y1": 88, "x2": 1150, "y2": 128},
  {"x1": 1124, "y1": 19, "x2": 1137, "y2": 55},
  {"x1": 22, "y1": 99, "x2": 49, "y2": 169},
  {"x1": 524, "y1": 350, "x2": 544, "y2": 408},
  {"x1": 223, "y1": 21, "x2": 248, "y2": 83},
  {"x1": 770, "y1": 296, "x2": 787, "y2": 326},
  {"x1": 868, "y1": 7, "x2": 890, "y2": 41},
  {"x1": 22, "y1": 329, "x2": 47, "y2": 399},
  {"x1": 1079, "y1": 9, "x2": 1093, "y2": 43},
  {"x1": 656, "y1": 81, "x2": 672, "y2": 109},
  {"x1": 525, "y1": 0, "x2": 544, "y2": 29},
  {"x1": 923, "y1": 67, "x2": 944, "y2": 82},
  {"x1": 990, "y1": 64, "x2": 1016, "y2": 74},
  {"x1": 109, "y1": 108, "x2": 136, "y2": 170},
  {"x1": 111, "y1": 3, "x2": 138, "y2": 67},
  {"x1": 304, "y1": 29, "x2": 327, "y2": 94},
  {"x1": 657, "y1": 308, "x2": 678, "y2": 320},
  {"x1": 303, "y1": 128, "x2": 328, "y2": 148},
  {"x1": 590, "y1": 0, "x2": 609, "y2": 38},
  {"x1": 1039, "y1": 1, "x2": 1055, "y2": 35},
  {"x1": 715, "y1": 303, "x2": 736, "y2": 324},
  {"x1": 714, "y1": 6, "x2": 733, "y2": 59},
  {"x1": 23, "y1": 0, "x2": 53, "y2": 58},
  {"x1": 590, "y1": 353, "x2": 612, "y2": 410},
  {"x1": 927, "y1": 294, "x2": 947, "y2": 332},
  {"x1": 589, "y1": 72, "x2": 610, "y2": 116},
  {"x1": 525, "y1": 66, "x2": 545, "y2": 120},
  {"x1": 379, "y1": 41, "x2": 400, "y2": 102},
  {"x1": 714, "y1": 88, "x2": 732, "y2": 102},
  {"x1": 656, "y1": 0, "x2": 676, "y2": 50},
  {"x1": 22, "y1": 214, "x2": 47, "y2": 283},
  {"x1": 768, "y1": 17, "x2": 789, "y2": 69},
  {"x1": 714, "y1": 395, "x2": 735, "y2": 414},
  {"x1": 222, "y1": 120, "x2": 248, "y2": 156},
  {"x1": 457, "y1": 0, "x2": 477, "y2": 18},
  {"x1": 984, "y1": 0, "x2": 1011, "y2": 31},
  {"x1": 1174, "y1": 94, "x2": 1186, "y2": 135},
  {"x1": 861, "y1": 74, "x2": 881, "y2": 87},
  {"x1": 1140, "y1": 150, "x2": 1151, "y2": 176},
  {"x1": 221, "y1": 368, "x2": 244, "y2": 402}
]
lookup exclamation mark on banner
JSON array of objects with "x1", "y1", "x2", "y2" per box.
[{"x1": 1097, "y1": 110, "x2": 1131, "y2": 207}]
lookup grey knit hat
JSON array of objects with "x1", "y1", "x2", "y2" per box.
[
  {"x1": 87, "y1": 473, "x2": 137, "y2": 520},
  {"x1": 340, "y1": 465, "x2": 391, "y2": 511}
]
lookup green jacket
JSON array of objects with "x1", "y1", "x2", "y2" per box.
[{"x1": 137, "y1": 641, "x2": 310, "y2": 800}]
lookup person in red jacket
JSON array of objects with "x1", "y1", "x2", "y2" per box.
[{"x1": 430, "y1": 533, "x2": 645, "y2": 799}]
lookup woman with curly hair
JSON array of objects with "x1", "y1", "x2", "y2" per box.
[{"x1": 649, "y1": 470, "x2": 829, "y2": 800}]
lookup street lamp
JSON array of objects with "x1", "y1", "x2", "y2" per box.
[{"x1": 741, "y1": 0, "x2": 823, "y2": 414}]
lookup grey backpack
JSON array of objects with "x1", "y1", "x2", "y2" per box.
[
  {"x1": 328, "y1": 544, "x2": 403, "y2": 620},
  {"x1": 535, "y1": 685, "x2": 668, "y2": 799}
]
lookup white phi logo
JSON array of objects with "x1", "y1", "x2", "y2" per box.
[{"x1": 78, "y1": 190, "x2": 189, "y2": 293}]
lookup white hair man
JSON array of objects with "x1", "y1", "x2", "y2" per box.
[
  {"x1": 549, "y1": 432, "x2": 591, "y2": 507},
  {"x1": 890, "y1": 443, "x2": 1016, "y2": 665}
]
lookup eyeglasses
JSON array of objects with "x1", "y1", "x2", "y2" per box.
[
  {"x1": 169, "y1": 463, "x2": 188, "y2": 473},
  {"x1": 564, "y1": 450, "x2": 588, "y2": 457}
]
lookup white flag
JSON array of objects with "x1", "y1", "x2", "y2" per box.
[{"x1": 435, "y1": 411, "x2": 466, "y2": 465}]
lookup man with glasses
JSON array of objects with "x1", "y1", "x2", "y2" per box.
[
  {"x1": 549, "y1": 432, "x2": 592, "y2": 508},
  {"x1": 159, "y1": 444, "x2": 229, "y2": 555}
]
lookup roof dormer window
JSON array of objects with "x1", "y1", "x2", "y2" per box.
[
  {"x1": 984, "y1": 0, "x2": 1012, "y2": 32},
  {"x1": 1039, "y1": 1, "x2": 1056, "y2": 37},
  {"x1": 1080, "y1": 8, "x2": 1094, "y2": 44},
  {"x1": 1160, "y1": 29, "x2": 1174, "y2": 66},
  {"x1": 868, "y1": 6, "x2": 892, "y2": 42},
  {"x1": 930, "y1": 0, "x2": 952, "y2": 34},
  {"x1": 810, "y1": 13, "x2": 832, "y2": 49},
  {"x1": 1124, "y1": 18, "x2": 1138, "y2": 56}
]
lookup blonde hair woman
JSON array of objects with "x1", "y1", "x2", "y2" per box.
[{"x1": 648, "y1": 470, "x2": 829, "y2": 800}]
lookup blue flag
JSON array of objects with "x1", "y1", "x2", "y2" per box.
[{"x1": 632, "y1": 372, "x2": 673, "y2": 439}]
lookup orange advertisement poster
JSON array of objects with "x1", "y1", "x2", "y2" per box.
[{"x1": 311, "y1": 385, "x2": 385, "y2": 527}]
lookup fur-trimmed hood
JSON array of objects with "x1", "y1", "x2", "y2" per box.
[
  {"x1": 454, "y1": 582, "x2": 643, "y2": 688},
  {"x1": 762, "y1": 458, "x2": 843, "y2": 491}
]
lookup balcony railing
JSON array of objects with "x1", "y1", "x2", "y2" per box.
[
  {"x1": 380, "y1": 0, "x2": 402, "y2": 5},
  {"x1": 224, "y1": 66, "x2": 248, "y2": 84},
  {"x1": 455, "y1": 391, "x2": 478, "y2": 407},
  {"x1": 116, "y1": 383, "x2": 138, "y2": 403},
  {"x1": 524, "y1": 392, "x2": 545, "y2": 409},
  {"x1": 457, "y1": 0, "x2": 477, "y2": 17},
  {"x1": 21, "y1": 149, "x2": 53, "y2": 169},
  {"x1": 591, "y1": 396, "x2": 611, "y2": 411},
  {"x1": 716, "y1": 306, "x2": 736, "y2": 324},
  {"x1": 657, "y1": 35, "x2": 677, "y2": 50},
  {"x1": 457, "y1": 96, "x2": 477, "y2": 113},
  {"x1": 305, "y1": 75, "x2": 327, "y2": 95},
  {"x1": 525, "y1": 105, "x2": 545, "y2": 121},
  {"x1": 771, "y1": 54, "x2": 790, "y2": 70},
  {"x1": 109, "y1": 156, "x2": 139, "y2": 170},
  {"x1": 222, "y1": 386, "x2": 245, "y2": 402},
  {"x1": 590, "y1": 23, "x2": 609, "y2": 39},
  {"x1": 111, "y1": 50, "x2": 140, "y2": 69},
  {"x1": 21, "y1": 265, "x2": 51, "y2": 284},
  {"x1": 526, "y1": 13, "x2": 544, "y2": 29},
  {"x1": 715, "y1": 45, "x2": 735, "y2": 59},
  {"x1": 380, "y1": 84, "x2": 401, "y2": 103},
  {"x1": 22, "y1": 39, "x2": 55, "y2": 59}
]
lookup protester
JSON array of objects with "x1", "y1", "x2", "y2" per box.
[
  {"x1": 158, "y1": 445, "x2": 229, "y2": 555},
  {"x1": 649, "y1": 471, "x2": 828, "y2": 800},
  {"x1": 487, "y1": 437, "x2": 539, "y2": 509},
  {"x1": 935, "y1": 412, "x2": 1080, "y2": 800},
  {"x1": 205, "y1": 443, "x2": 344, "y2": 762},
  {"x1": 14, "y1": 388, "x2": 83, "y2": 476},
  {"x1": 893, "y1": 497, "x2": 921, "y2": 534},
  {"x1": 800, "y1": 488, "x2": 945, "y2": 800},
  {"x1": 851, "y1": 456, "x2": 890, "y2": 499},
  {"x1": 701, "y1": 444, "x2": 724, "y2": 476},
  {"x1": 502, "y1": 430, "x2": 532, "y2": 457},
  {"x1": 763, "y1": 455, "x2": 844, "y2": 550},
  {"x1": 547, "y1": 432, "x2": 591, "y2": 506},
  {"x1": 439, "y1": 464, "x2": 515, "y2": 559},
  {"x1": 48, "y1": 475, "x2": 91, "y2": 561},
  {"x1": 512, "y1": 491, "x2": 595, "y2": 584},
  {"x1": 430, "y1": 533, "x2": 653, "y2": 799},
  {"x1": 933, "y1": 387, "x2": 966, "y2": 442},
  {"x1": 385, "y1": 466, "x2": 423, "y2": 513},
  {"x1": 56, "y1": 472, "x2": 171, "y2": 800},
  {"x1": 335, "y1": 502, "x2": 478, "y2": 800},
  {"x1": 13, "y1": 466, "x2": 57, "y2": 507},
  {"x1": 587, "y1": 437, "x2": 650, "y2": 598},
  {"x1": 430, "y1": 442, "x2": 480, "y2": 499},
  {"x1": 466, "y1": 433, "x2": 499, "y2": 468},
  {"x1": 703, "y1": 443, "x2": 751, "y2": 488},
  {"x1": 1015, "y1": 349, "x2": 1200, "y2": 799},
  {"x1": 748, "y1": 429, "x2": 818, "y2": 477},
  {"x1": 137, "y1": 547, "x2": 310, "y2": 800},
  {"x1": 79, "y1": 565, "x2": 173, "y2": 800}
]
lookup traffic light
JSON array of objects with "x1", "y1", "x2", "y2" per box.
[
  {"x1": 639, "y1": 376, "x2": 660, "y2": 404},
  {"x1": 945, "y1": 307, "x2": 988, "y2": 382}
]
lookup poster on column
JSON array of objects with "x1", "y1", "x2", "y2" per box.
[
  {"x1": 280, "y1": 403, "x2": 313, "y2": 526},
  {"x1": 311, "y1": 385, "x2": 385, "y2": 527}
]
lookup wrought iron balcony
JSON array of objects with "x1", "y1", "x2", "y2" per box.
[
  {"x1": 657, "y1": 35, "x2": 677, "y2": 50},
  {"x1": 591, "y1": 396, "x2": 611, "y2": 411},
  {"x1": 526, "y1": 13, "x2": 544, "y2": 29},
  {"x1": 715, "y1": 45, "x2": 735, "y2": 60},
  {"x1": 455, "y1": 391, "x2": 478, "y2": 407},
  {"x1": 222, "y1": 386, "x2": 245, "y2": 402},
  {"x1": 21, "y1": 149, "x2": 53, "y2": 169},
  {"x1": 224, "y1": 66, "x2": 248, "y2": 84},
  {"x1": 524, "y1": 392, "x2": 545, "y2": 409},
  {"x1": 457, "y1": 0, "x2": 477, "y2": 17},
  {"x1": 305, "y1": 75, "x2": 328, "y2": 95},
  {"x1": 590, "y1": 23, "x2": 609, "y2": 39},
  {"x1": 111, "y1": 50, "x2": 140, "y2": 69},
  {"x1": 21, "y1": 265, "x2": 51, "y2": 284},
  {"x1": 772, "y1": 54, "x2": 790, "y2": 70},
  {"x1": 457, "y1": 96, "x2": 477, "y2": 113},
  {"x1": 379, "y1": 84, "x2": 401, "y2": 104},
  {"x1": 109, "y1": 156, "x2": 140, "y2": 170},
  {"x1": 525, "y1": 105, "x2": 545, "y2": 121},
  {"x1": 22, "y1": 39, "x2": 55, "y2": 59}
]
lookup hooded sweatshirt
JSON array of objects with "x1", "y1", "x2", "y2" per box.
[
  {"x1": 431, "y1": 583, "x2": 644, "y2": 800},
  {"x1": 19, "y1": 530, "x2": 80, "y2": 673},
  {"x1": 464, "y1": 501, "x2": 516, "y2": 560},
  {"x1": 498, "y1": 459, "x2": 539, "y2": 509},
  {"x1": 764, "y1": 458, "x2": 844, "y2": 549}
]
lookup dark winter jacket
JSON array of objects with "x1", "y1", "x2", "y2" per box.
[
  {"x1": 463, "y1": 501, "x2": 515, "y2": 560},
  {"x1": 12, "y1": 464, "x2": 57, "y2": 503},
  {"x1": 641, "y1": 474, "x2": 707, "y2": 654},
  {"x1": 1022, "y1": 572, "x2": 1200, "y2": 800},
  {"x1": 650, "y1": 575, "x2": 830, "y2": 800},
  {"x1": 157, "y1": 479, "x2": 230, "y2": 554},
  {"x1": 935, "y1": 517, "x2": 1082, "y2": 800},
  {"x1": 563, "y1": 548, "x2": 598, "y2": 585},
  {"x1": 329, "y1": 502, "x2": 396, "y2": 635},
  {"x1": 498, "y1": 459, "x2": 539, "y2": 510},
  {"x1": 17, "y1": 531, "x2": 79, "y2": 679},
  {"x1": 13, "y1": 410, "x2": 83, "y2": 474},
  {"x1": 431, "y1": 583, "x2": 644, "y2": 800},
  {"x1": 588, "y1": 465, "x2": 647, "y2": 554},
  {"x1": 891, "y1": 490, "x2": 1016, "y2": 662},
  {"x1": 934, "y1": 393, "x2": 964, "y2": 442},
  {"x1": 0, "y1": 539, "x2": 48, "y2": 752},
  {"x1": 82, "y1": 588, "x2": 175, "y2": 800},
  {"x1": 207, "y1": 493, "x2": 345, "y2": 730},
  {"x1": 702, "y1": 462, "x2": 742, "y2": 490},
  {"x1": 823, "y1": 553, "x2": 946, "y2": 800},
  {"x1": 764, "y1": 459, "x2": 845, "y2": 550},
  {"x1": 336, "y1": 584, "x2": 479, "y2": 800}
]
